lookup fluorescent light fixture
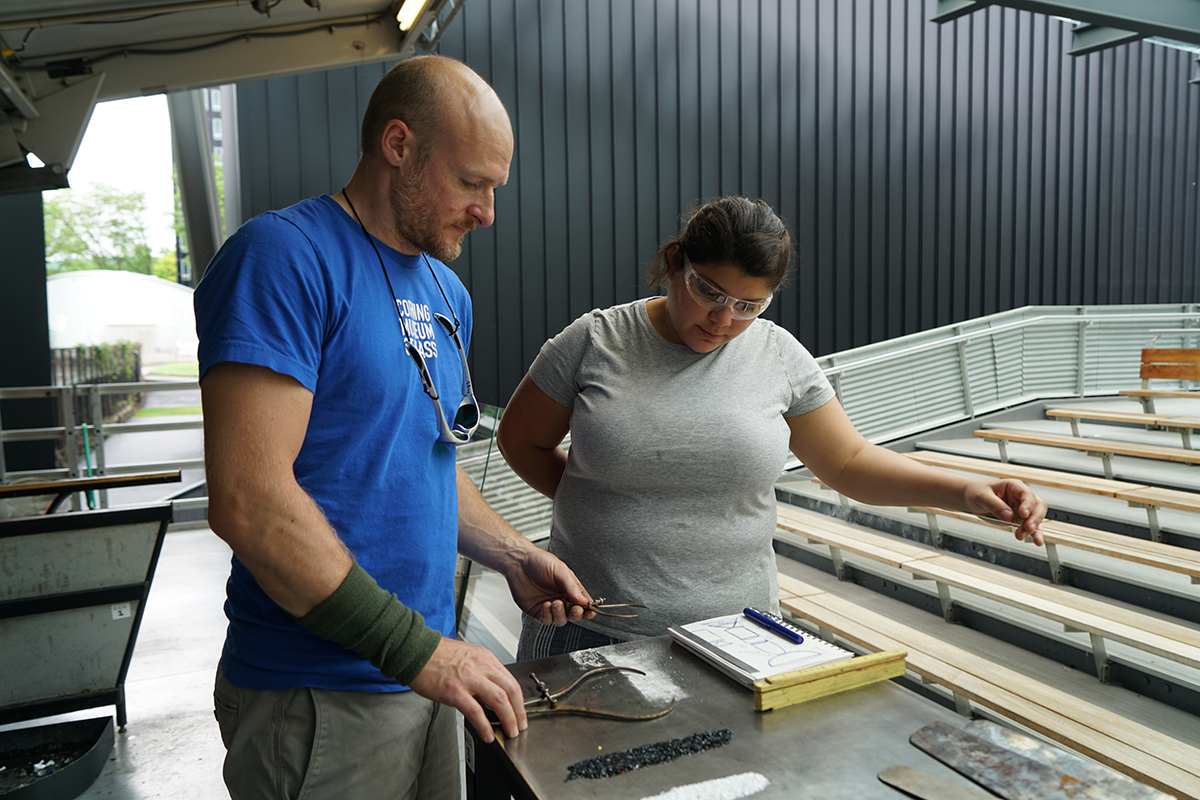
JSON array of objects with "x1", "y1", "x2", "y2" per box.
[{"x1": 396, "y1": 0, "x2": 430, "y2": 31}]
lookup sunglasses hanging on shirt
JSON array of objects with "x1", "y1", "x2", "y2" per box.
[{"x1": 343, "y1": 189, "x2": 480, "y2": 444}]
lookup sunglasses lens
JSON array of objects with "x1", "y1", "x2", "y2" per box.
[{"x1": 454, "y1": 399, "x2": 479, "y2": 432}]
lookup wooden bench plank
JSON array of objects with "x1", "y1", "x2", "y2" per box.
[
  {"x1": 1119, "y1": 388, "x2": 1200, "y2": 414},
  {"x1": 1046, "y1": 407, "x2": 1200, "y2": 449},
  {"x1": 910, "y1": 552, "x2": 1200, "y2": 651},
  {"x1": 776, "y1": 507, "x2": 1200, "y2": 668},
  {"x1": 777, "y1": 571, "x2": 829, "y2": 600},
  {"x1": 1143, "y1": 363, "x2": 1200, "y2": 382},
  {"x1": 778, "y1": 580, "x2": 1200, "y2": 799},
  {"x1": 1120, "y1": 389, "x2": 1200, "y2": 400},
  {"x1": 776, "y1": 505, "x2": 939, "y2": 569},
  {"x1": 1142, "y1": 349, "x2": 1200, "y2": 365},
  {"x1": 910, "y1": 505, "x2": 1200, "y2": 581},
  {"x1": 974, "y1": 428, "x2": 1200, "y2": 465},
  {"x1": 1140, "y1": 348, "x2": 1200, "y2": 384},
  {"x1": 906, "y1": 450, "x2": 1144, "y2": 496},
  {"x1": 905, "y1": 555, "x2": 1200, "y2": 666},
  {"x1": 906, "y1": 451, "x2": 1200, "y2": 524},
  {"x1": 1046, "y1": 407, "x2": 1200, "y2": 430},
  {"x1": 1120, "y1": 485, "x2": 1200, "y2": 515},
  {"x1": 1047, "y1": 529, "x2": 1200, "y2": 579}
]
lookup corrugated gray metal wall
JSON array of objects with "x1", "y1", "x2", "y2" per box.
[{"x1": 235, "y1": 0, "x2": 1200, "y2": 407}]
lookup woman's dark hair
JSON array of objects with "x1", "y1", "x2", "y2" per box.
[{"x1": 646, "y1": 196, "x2": 794, "y2": 291}]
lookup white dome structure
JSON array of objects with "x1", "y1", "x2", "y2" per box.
[{"x1": 47, "y1": 271, "x2": 197, "y2": 367}]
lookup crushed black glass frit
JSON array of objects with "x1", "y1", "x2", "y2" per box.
[{"x1": 564, "y1": 729, "x2": 733, "y2": 781}]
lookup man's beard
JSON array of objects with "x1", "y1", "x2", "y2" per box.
[{"x1": 389, "y1": 160, "x2": 472, "y2": 263}]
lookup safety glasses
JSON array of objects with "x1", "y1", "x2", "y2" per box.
[
  {"x1": 682, "y1": 258, "x2": 773, "y2": 320},
  {"x1": 404, "y1": 312, "x2": 480, "y2": 444}
]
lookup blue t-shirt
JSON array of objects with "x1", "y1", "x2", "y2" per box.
[{"x1": 194, "y1": 194, "x2": 471, "y2": 692}]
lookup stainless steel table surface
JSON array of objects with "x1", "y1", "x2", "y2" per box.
[{"x1": 465, "y1": 635, "x2": 988, "y2": 800}]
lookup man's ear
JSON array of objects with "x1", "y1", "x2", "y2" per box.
[{"x1": 380, "y1": 119, "x2": 417, "y2": 168}]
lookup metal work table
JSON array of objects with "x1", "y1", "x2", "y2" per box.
[{"x1": 466, "y1": 635, "x2": 987, "y2": 800}]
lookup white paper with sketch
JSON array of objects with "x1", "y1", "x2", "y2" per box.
[{"x1": 668, "y1": 612, "x2": 854, "y2": 687}]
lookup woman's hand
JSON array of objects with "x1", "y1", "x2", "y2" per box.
[{"x1": 964, "y1": 479, "x2": 1048, "y2": 546}]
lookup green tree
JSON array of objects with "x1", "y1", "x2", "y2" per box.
[
  {"x1": 151, "y1": 251, "x2": 177, "y2": 281},
  {"x1": 44, "y1": 182, "x2": 154, "y2": 275}
]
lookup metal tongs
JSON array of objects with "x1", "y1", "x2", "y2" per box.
[
  {"x1": 577, "y1": 597, "x2": 649, "y2": 618},
  {"x1": 523, "y1": 666, "x2": 676, "y2": 721}
]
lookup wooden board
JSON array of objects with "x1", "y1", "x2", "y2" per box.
[
  {"x1": 904, "y1": 555, "x2": 1200, "y2": 664},
  {"x1": 785, "y1": 510, "x2": 1200, "y2": 666},
  {"x1": 905, "y1": 450, "x2": 1143, "y2": 496},
  {"x1": 1046, "y1": 529, "x2": 1200, "y2": 578},
  {"x1": 1044, "y1": 407, "x2": 1200, "y2": 430},
  {"x1": 0, "y1": 471, "x2": 182, "y2": 499},
  {"x1": 1142, "y1": 348, "x2": 1200, "y2": 364},
  {"x1": 907, "y1": 450, "x2": 1200, "y2": 515},
  {"x1": 776, "y1": 505, "x2": 939, "y2": 568},
  {"x1": 753, "y1": 649, "x2": 907, "y2": 711},
  {"x1": 974, "y1": 428, "x2": 1200, "y2": 464},
  {"x1": 1142, "y1": 364, "x2": 1200, "y2": 381},
  {"x1": 1120, "y1": 389, "x2": 1200, "y2": 399},
  {"x1": 1118, "y1": 485, "x2": 1200, "y2": 515},
  {"x1": 911, "y1": 505, "x2": 1200, "y2": 579}
]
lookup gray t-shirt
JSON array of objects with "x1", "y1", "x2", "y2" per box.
[{"x1": 528, "y1": 299, "x2": 835, "y2": 638}]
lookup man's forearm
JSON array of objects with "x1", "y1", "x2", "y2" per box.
[{"x1": 455, "y1": 466, "x2": 531, "y2": 574}]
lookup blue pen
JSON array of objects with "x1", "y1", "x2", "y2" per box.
[{"x1": 743, "y1": 607, "x2": 805, "y2": 644}]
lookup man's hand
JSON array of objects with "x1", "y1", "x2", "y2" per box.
[
  {"x1": 455, "y1": 467, "x2": 595, "y2": 626},
  {"x1": 407, "y1": 638, "x2": 527, "y2": 743},
  {"x1": 503, "y1": 547, "x2": 597, "y2": 626},
  {"x1": 965, "y1": 479, "x2": 1048, "y2": 546}
]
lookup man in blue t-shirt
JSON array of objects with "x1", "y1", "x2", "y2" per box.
[{"x1": 195, "y1": 55, "x2": 595, "y2": 799}]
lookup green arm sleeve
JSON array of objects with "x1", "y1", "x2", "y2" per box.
[{"x1": 298, "y1": 562, "x2": 442, "y2": 686}]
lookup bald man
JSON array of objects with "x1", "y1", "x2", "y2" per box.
[{"x1": 195, "y1": 56, "x2": 594, "y2": 799}]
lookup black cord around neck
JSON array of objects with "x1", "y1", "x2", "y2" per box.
[{"x1": 341, "y1": 188, "x2": 460, "y2": 332}]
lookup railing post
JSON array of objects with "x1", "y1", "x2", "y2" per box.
[
  {"x1": 828, "y1": 356, "x2": 844, "y2": 407},
  {"x1": 59, "y1": 387, "x2": 79, "y2": 511},
  {"x1": 1076, "y1": 313, "x2": 1089, "y2": 398},
  {"x1": 955, "y1": 325, "x2": 974, "y2": 417},
  {"x1": 86, "y1": 385, "x2": 109, "y2": 508},
  {"x1": 1188, "y1": 305, "x2": 1200, "y2": 389},
  {"x1": 0, "y1": 402, "x2": 6, "y2": 482}
]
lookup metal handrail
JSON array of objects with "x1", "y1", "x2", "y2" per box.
[
  {"x1": 817, "y1": 310, "x2": 1200, "y2": 377},
  {"x1": 812, "y1": 303, "x2": 1200, "y2": 443},
  {"x1": 0, "y1": 381, "x2": 204, "y2": 498}
]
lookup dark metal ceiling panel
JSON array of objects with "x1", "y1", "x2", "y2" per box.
[{"x1": 932, "y1": 0, "x2": 1200, "y2": 48}]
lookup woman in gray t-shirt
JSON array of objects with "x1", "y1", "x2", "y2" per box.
[{"x1": 498, "y1": 196, "x2": 1047, "y2": 659}]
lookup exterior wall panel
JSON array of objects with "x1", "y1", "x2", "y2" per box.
[{"x1": 235, "y1": 0, "x2": 1200, "y2": 407}]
